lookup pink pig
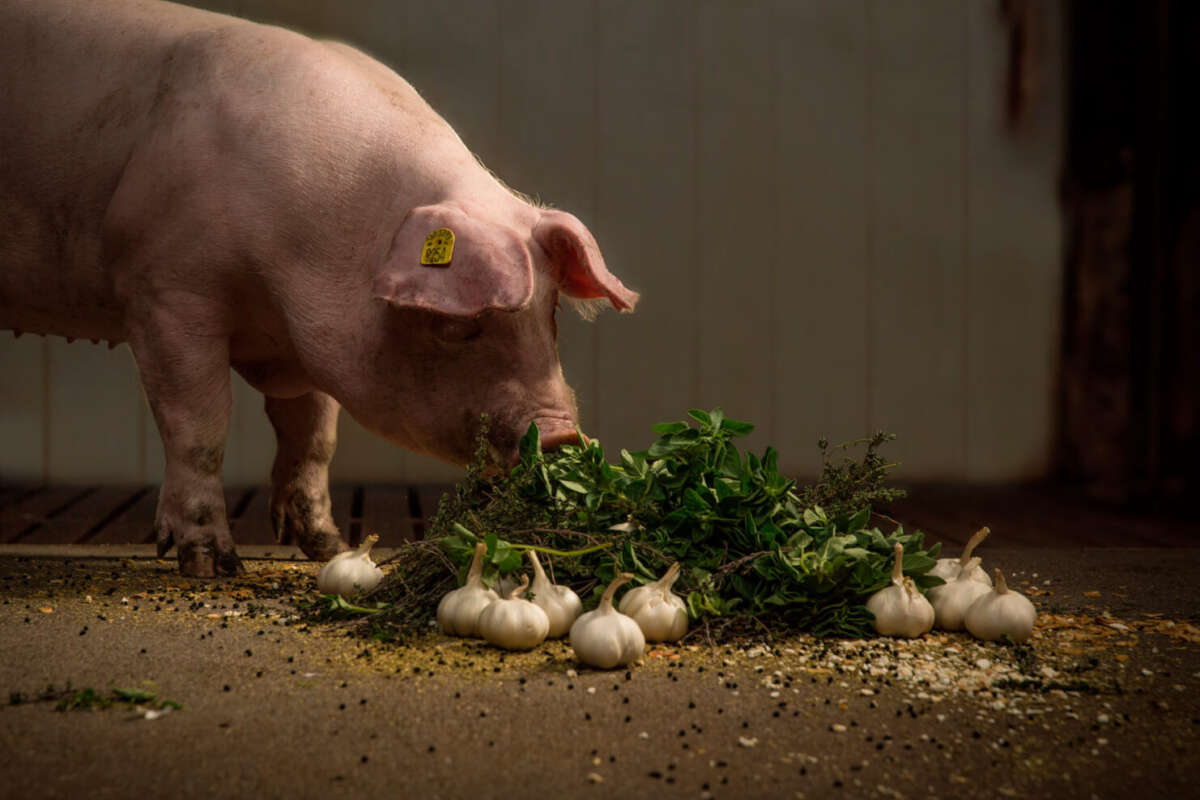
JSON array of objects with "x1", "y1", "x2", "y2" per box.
[{"x1": 0, "y1": 0, "x2": 637, "y2": 576}]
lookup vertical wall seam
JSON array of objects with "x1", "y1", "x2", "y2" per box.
[
  {"x1": 41, "y1": 337, "x2": 51, "y2": 484},
  {"x1": 961, "y1": 1, "x2": 972, "y2": 478},
  {"x1": 767, "y1": 2, "x2": 780, "y2": 447},
  {"x1": 864, "y1": 0, "x2": 875, "y2": 434},
  {"x1": 495, "y1": 1, "x2": 504, "y2": 158},
  {"x1": 689, "y1": 1, "x2": 702, "y2": 407},
  {"x1": 590, "y1": 0, "x2": 602, "y2": 431},
  {"x1": 136, "y1": 348, "x2": 148, "y2": 483}
]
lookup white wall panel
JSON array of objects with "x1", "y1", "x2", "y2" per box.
[
  {"x1": 694, "y1": 0, "x2": 776, "y2": 457},
  {"x1": 592, "y1": 0, "x2": 699, "y2": 451},
  {"x1": 773, "y1": 0, "x2": 872, "y2": 477},
  {"x1": 0, "y1": 337, "x2": 47, "y2": 481},
  {"x1": 965, "y1": 0, "x2": 1064, "y2": 480},
  {"x1": 868, "y1": 0, "x2": 969, "y2": 480},
  {"x1": 47, "y1": 340, "x2": 142, "y2": 482},
  {"x1": 0, "y1": 0, "x2": 1066, "y2": 485}
]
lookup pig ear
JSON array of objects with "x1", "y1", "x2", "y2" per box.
[
  {"x1": 534, "y1": 210, "x2": 639, "y2": 313},
  {"x1": 373, "y1": 204, "x2": 534, "y2": 317}
]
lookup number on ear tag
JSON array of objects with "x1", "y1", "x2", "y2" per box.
[{"x1": 421, "y1": 228, "x2": 455, "y2": 266}]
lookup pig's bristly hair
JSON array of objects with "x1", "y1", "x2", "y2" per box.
[
  {"x1": 474, "y1": 153, "x2": 619, "y2": 321},
  {"x1": 475, "y1": 152, "x2": 550, "y2": 210},
  {"x1": 472, "y1": 154, "x2": 614, "y2": 321},
  {"x1": 565, "y1": 296, "x2": 608, "y2": 321}
]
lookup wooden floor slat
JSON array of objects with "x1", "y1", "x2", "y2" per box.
[
  {"x1": 359, "y1": 484, "x2": 416, "y2": 546},
  {"x1": 413, "y1": 484, "x2": 451, "y2": 537},
  {"x1": 0, "y1": 482, "x2": 1192, "y2": 548},
  {"x1": 882, "y1": 484, "x2": 1194, "y2": 550},
  {"x1": 16, "y1": 488, "x2": 136, "y2": 545},
  {"x1": 331, "y1": 485, "x2": 355, "y2": 543},
  {"x1": 86, "y1": 487, "x2": 158, "y2": 545},
  {"x1": 229, "y1": 485, "x2": 358, "y2": 546},
  {"x1": 0, "y1": 485, "x2": 39, "y2": 511},
  {"x1": 1, "y1": 487, "x2": 94, "y2": 542},
  {"x1": 228, "y1": 487, "x2": 272, "y2": 544}
]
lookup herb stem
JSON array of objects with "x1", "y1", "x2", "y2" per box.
[
  {"x1": 452, "y1": 522, "x2": 612, "y2": 558},
  {"x1": 509, "y1": 542, "x2": 612, "y2": 558}
]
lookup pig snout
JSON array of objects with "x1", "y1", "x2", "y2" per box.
[
  {"x1": 488, "y1": 414, "x2": 581, "y2": 468},
  {"x1": 535, "y1": 417, "x2": 582, "y2": 452}
]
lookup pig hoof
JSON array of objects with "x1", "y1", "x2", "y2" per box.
[
  {"x1": 178, "y1": 541, "x2": 245, "y2": 578},
  {"x1": 270, "y1": 491, "x2": 347, "y2": 561},
  {"x1": 158, "y1": 522, "x2": 244, "y2": 577},
  {"x1": 295, "y1": 526, "x2": 348, "y2": 562}
]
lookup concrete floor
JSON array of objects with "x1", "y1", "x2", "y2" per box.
[{"x1": 0, "y1": 545, "x2": 1197, "y2": 799}]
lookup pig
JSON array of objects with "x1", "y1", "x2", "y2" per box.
[{"x1": 0, "y1": 0, "x2": 637, "y2": 577}]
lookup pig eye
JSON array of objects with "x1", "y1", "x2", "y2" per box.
[{"x1": 432, "y1": 316, "x2": 483, "y2": 343}]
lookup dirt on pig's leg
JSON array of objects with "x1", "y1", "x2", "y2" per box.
[
  {"x1": 129, "y1": 308, "x2": 243, "y2": 577},
  {"x1": 265, "y1": 391, "x2": 347, "y2": 561}
]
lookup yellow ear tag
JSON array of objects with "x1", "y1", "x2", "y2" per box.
[{"x1": 420, "y1": 228, "x2": 455, "y2": 266}]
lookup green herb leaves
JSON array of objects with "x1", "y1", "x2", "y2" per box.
[{"x1": 419, "y1": 409, "x2": 940, "y2": 639}]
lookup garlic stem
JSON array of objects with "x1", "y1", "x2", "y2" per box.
[
  {"x1": 466, "y1": 541, "x2": 487, "y2": 586},
  {"x1": 891, "y1": 543, "x2": 904, "y2": 584},
  {"x1": 506, "y1": 574, "x2": 530, "y2": 600},
  {"x1": 959, "y1": 526, "x2": 990, "y2": 567},
  {"x1": 994, "y1": 568, "x2": 1009, "y2": 594},
  {"x1": 529, "y1": 550, "x2": 549, "y2": 583},
  {"x1": 355, "y1": 533, "x2": 380, "y2": 555},
  {"x1": 656, "y1": 562, "x2": 682, "y2": 590},
  {"x1": 599, "y1": 572, "x2": 633, "y2": 614}
]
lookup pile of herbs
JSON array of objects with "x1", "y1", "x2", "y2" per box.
[{"x1": 358, "y1": 409, "x2": 942, "y2": 640}]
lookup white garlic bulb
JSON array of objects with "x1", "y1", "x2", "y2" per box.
[
  {"x1": 316, "y1": 534, "x2": 384, "y2": 599},
  {"x1": 929, "y1": 526, "x2": 993, "y2": 585},
  {"x1": 964, "y1": 568, "x2": 1037, "y2": 642},
  {"x1": 527, "y1": 550, "x2": 582, "y2": 638},
  {"x1": 865, "y1": 543, "x2": 934, "y2": 638},
  {"x1": 437, "y1": 542, "x2": 499, "y2": 637},
  {"x1": 618, "y1": 562, "x2": 688, "y2": 642},
  {"x1": 928, "y1": 557, "x2": 992, "y2": 630},
  {"x1": 477, "y1": 574, "x2": 550, "y2": 651},
  {"x1": 570, "y1": 572, "x2": 646, "y2": 669}
]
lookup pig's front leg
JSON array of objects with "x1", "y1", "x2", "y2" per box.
[
  {"x1": 129, "y1": 312, "x2": 242, "y2": 577},
  {"x1": 265, "y1": 392, "x2": 348, "y2": 560}
]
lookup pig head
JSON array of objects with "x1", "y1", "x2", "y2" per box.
[{"x1": 355, "y1": 202, "x2": 638, "y2": 469}]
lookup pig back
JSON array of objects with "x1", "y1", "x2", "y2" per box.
[
  {"x1": 0, "y1": 0, "x2": 463, "y2": 345},
  {"x1": 0, "y1": 0, "x2": 248, "y2": 338}
]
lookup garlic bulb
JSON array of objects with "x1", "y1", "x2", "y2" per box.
[
  {"x1": 618, "y1": 562, "x2": 688, "y2": 642},
  {"x1": 437, "y1": 542, "x2": 499, "y2": 637},
  {"x1": 477, "y1": 574, "x2": 550, "y2": 650},
  {"x1": 316, "y1": 534, "x2": 384, "y2": 599},
  {"x1": 570, "y1": 572, "x2": 646, "y2": 669},
  {"x1": 964, "y1": 568, "x2": 1037, "y2": 642},
  {"x1": 928, "y1": 557, "x2": 991, "y2": 630},
  {"x1": 929, "y1": 526, "x2": 993, "y2": 585},
  {"x1": 527, "y1": 550, "x2": 582, "y2": 638},
  {"x1": 865, "y1": 543, "x2": 934, "y2": 638}
]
